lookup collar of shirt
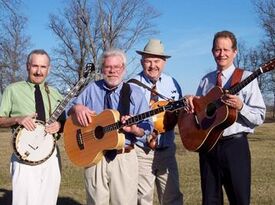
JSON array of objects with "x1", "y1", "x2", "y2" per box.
[
  {"x1": 141, "y1": 71, "x2": 162, "y2": 86},
  {"x1": 103, "y1": 81, "x2": 123, "y2": 94},
  {"x1": 26, "y1": 80, "x2": 45, "y2": 90}
]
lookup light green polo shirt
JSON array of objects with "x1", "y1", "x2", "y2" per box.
[{"x1": 0, "y1": 81, "x2": 63, "y2": 120}]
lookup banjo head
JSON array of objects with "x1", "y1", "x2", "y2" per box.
[{"x1": 12, "y1": 121, "x2": 56, "y2": 165}]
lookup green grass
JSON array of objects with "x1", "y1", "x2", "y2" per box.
[
  {"x1": 1, "y1": 121, "x2": 275, "y2": 205},
  {"x1": 174, "y1": 121, "x2": 275, "y2": 205}
]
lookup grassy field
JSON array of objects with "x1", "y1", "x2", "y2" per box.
[{"x1": 1, "y1": 120, "x2": 275, "y2": 205}]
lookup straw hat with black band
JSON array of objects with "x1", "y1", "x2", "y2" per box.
[{"x1": 136, "y1": 39, "x2": 171, "y2": 59}]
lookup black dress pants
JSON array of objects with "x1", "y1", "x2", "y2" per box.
[{"x1": 199, "y1": 133, "x2": 251, "y2": 205}]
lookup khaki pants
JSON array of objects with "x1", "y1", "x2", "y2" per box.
[
  {"x1": 85, "y1": 150, "x2": 138, "y2": 205},
  {"x1": 136, "y1": 143, "x2": 183, "y2": 205}
]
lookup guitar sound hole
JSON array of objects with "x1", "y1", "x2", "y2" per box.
[
  {"x1": 94, "y1": 126, "x2": 104, "y2": 139},
  {"x1": 206, "y1": 103, "x2": 217, "y2": 118}
]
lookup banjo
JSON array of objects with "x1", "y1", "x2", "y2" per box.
[{"x1": 12, "y1": 63, "x2": 95, "y2": 165}]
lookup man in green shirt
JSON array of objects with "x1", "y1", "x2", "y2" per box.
[{"x1": 0, "y1": 49, "x2": 64, "y2": 205}]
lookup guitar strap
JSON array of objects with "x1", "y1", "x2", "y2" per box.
[
  {"x1": 105, "y1": 82, "x2": 131, "y2": 161},
  {"x1": 44, "y1": 82, "x2": 65, "y2": 138},
  {"x1": 44, "y1": 82, "x2": 52, "y2": 116},
  {"x1": 118, "y1": 82, "x2": 131, "y2": 115},
  {"x1": 127, "y1": 78, "x2": 171, "y2": 101},
  {"x1": 230, "y1": 68, "x2": 244, "y2": 86}
]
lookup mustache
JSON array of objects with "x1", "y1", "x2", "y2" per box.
[
  {"x1": 107, "y1": 75, "x2": 119, "y2": 77},
  {"x1": 33, "y1": 73, "x2": 44, "y2": 77}
]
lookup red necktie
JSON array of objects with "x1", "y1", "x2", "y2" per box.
[
  {"x1": 148, "y1": 84, "x2": 159, "y2": 150},
  {"x1": 149, "y1": 84, "x2": 158, "y2": 107},
  {"x1": 216, "y1": 71, "x2": 222, "y2": 87}
]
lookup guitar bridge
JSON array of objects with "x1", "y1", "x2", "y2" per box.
[
  {"x1": 194, "y1": 114, "x2": 201, "y2": 128},
  {"x1": 76, "y1": 129, "x2": 84, "y2": 150}
]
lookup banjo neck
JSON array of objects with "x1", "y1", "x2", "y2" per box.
[
  {"x1": 46, "y1": 78, "x2": 84, "y2": 124},
  {"x1": 47, "y1": 63, "x2": 95, "y2": 125}
]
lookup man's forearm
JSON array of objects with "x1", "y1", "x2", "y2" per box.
[{"x1": 0, "y1": 116, "x2": 19, "y2": 128}]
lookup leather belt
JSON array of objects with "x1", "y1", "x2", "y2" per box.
[
  {"x1": 220, "y1": 132, "x2": 247, "y2": 141},
  {"x1": 155, "y1": 146, "x2": 169, "y2": 151},
  {"x1": 117, "y1": 145, "x2": 134, "y2": 154}
]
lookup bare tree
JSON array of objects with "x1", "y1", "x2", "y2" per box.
[
  {"x1": 0, "y1": 0, "x2": 31, "y2": 93},
  {"x1": 0, "y1": 0, "x2": 20, "y2": 17},
  {"x1": 234, "y1": 41, "x2": 270, "y2": 104},
  {"x1": 252, "y1": 0, "x2": 275, "y2": 117},
  {"x1": 48, "y1": 0, "x2": 159, "y2": 92},
  {"x1": 253, "y1": 0, "x2": 275, "y2": 54},
  {"x1": 235, "y1": 40, "x2": 250, "y2": 69}
]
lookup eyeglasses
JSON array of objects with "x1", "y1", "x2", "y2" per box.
[{"x1": 103, "y1": 64, "x2": 124, "y2": 71}]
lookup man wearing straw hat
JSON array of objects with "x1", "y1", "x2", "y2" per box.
[{"x1": 132, "y1": 39, "x2": 183, "y2": 205}]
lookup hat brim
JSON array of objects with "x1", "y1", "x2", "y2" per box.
[{"x1": 136, "y1": 50, "x2": 171, "y2": 58}]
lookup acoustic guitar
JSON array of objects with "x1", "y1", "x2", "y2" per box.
[
  {"x1": 63, "y1": 99, "x2": 187, "y2": 167},
  {"x1": 178, "y1": 58, "x2": 275, "y2": 152}
]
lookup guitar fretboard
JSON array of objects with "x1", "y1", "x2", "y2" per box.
[{"x1": 102, "y1": 99, "x2": 187, "y2": 134}]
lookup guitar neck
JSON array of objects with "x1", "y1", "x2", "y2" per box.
[
  {"x1": 47, "y1": 78, "x2": 86, "y2": 124},
  {"x1": 103, "y1": 99, "x2": 186, "y2": 133},
  {"x1": 228, "y1": 68, "x2": 262, "y2": 95},
  {"x1": 228, "y1": 58, "x2": 275, "y2": 95}
]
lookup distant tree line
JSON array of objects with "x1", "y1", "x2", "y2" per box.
[{"x1": 0, "y1": 0, "x2": 274, "y2": 116}]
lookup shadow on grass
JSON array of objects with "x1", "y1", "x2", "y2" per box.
[
  {"x1": 0, "y1": 188, "x2": 11, "y2": 205},
  {"x1": 0, "y1": 188, "x2": 83, "y2": 205},
  {"x1": 57, "y1": 197, "x2": 83, "y2": 205}
]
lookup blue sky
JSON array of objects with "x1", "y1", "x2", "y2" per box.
[{"x1": 22, "y1": 0, "x2": 263, "y2": 94}]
